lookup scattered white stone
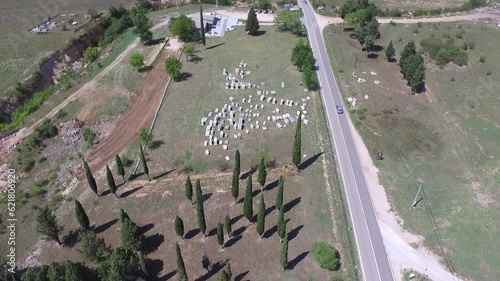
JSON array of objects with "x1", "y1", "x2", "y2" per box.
[
  {"x1": 374, "y1": 80, "x2": 381, "y2": 85},
  {"x1": 225, "y1": 156, "x2": 230, "y2": 161},
  {"x1": 365, "y1": 95, "x2": 369, "y2": 99},
  {"x1": 303, "y1": 154, "x2": 307, "y2": 158},
  {"x1": 370, "y1": 71, "x2": 377, "y2": 75}
]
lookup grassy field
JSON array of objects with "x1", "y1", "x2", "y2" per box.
[
  {"x1": 0, "y1": 22, "x2": 360, "y2": 280},
  {"x1": 324, "y1": 21, "x2": 500, "y2": 280},
  {"x1": 118, "y1": 25, "x2": 361, "y2": 280},
  {"x1": 0, "y1": 0, "x2": 136, "y2": 95}
]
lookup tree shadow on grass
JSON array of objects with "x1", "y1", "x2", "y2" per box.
[
  {"x1": 288, "y1": 224, "x2": 304, "y2": 241},
  {"x1": 202, "y1": 192, "x2": 213, "y2": 202},
  {"x1": 139, "y1": 223, "x2": 155, "y2": 234},
  {"x1": 206, "y1": 42, "x2": 225, "y2": 50},
  {"x1": 232, "y1": 225, "x2": 246, "y2": 237},
  {"x1": 234, "y1": 271, "x2": 249, "y2": 281},
  {"x1": 239, "y1": 168, "x2": 256, "y2": 180},
  {"x1": 120, "y1": 186, "x2": 144, "y2": 198},
  {"x1": 367, "y1": 53, "x2": 379, "y2": 59},
  {"x1": 388, "y1": 57, "x2": 397, "y2": 63},
  {"x1": 225, "y1": 235, "x2": 243, "y2": 248},
  {"x1": 153, "y1": 169, "x2": 175, "y2": 180},
  {"x1": 207, "y1": 226, "x2": 218, "y2": 237},
  {"x1": 264, "y1": 179, "x2": 279, "y2": 191},
  {"x1": 175, "y1": 72, "x2": 192, "y2": 82},
  {"x1": 190, "y1": 55, "x2": 203, "y2": 63},
  {"x1": 287, "y1": 251, "x2": 309, "y2": 270},
  {"x1": 138, "y1": 65, "x2": 153, "y2": 73},
  {"x1": 93, "y1": 218, "x2": 118, "y2": 234},
  {"x1": 265, "y1": 205, "x2": 275, "y2": 216},
  {"x1": 185, "y1": 228, "x2": 200, "y2": 239},
  {"x1": 149, "y1": 37, "x2": 166, "y2": 45},
  {"x1": 62, "y1": 228, "x2": 81, "y2": 248},
  {"x1": 252, "y1": 189, "x2": 261, "y2": 198},
  {"x1": 263, "y1": 218, "x2": 289, "y2": 239},
  {"x1": 284, "y1": 197, "x2": 302, "y2": 213},
  {"x1": 298, "y1": 152, "x2": 324, "y2": 170},
  {"x1": 195, "y1": 261, "x2": 226, "y2": 281},
  {"x1": 158, "y1": 269, "x2": 177, "y2": 281},
  {"x1": 150, "y1": 140, "x2": 165, "y2": 150},
  {"x1": 230, "y1": 214, "x2": 243, "y2": 225},
  {"x1": 252, "y1": 30, "x2": 266, "y2": 36},
  {"x1": 142, "y1": 233, "x2": 165, "y2": 255},
  {"x1": 146, "y1": 258, "x2": 164, "y2": 279}
]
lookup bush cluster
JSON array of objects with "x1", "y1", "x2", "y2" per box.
[
  {"x1": 311, "y1": 242, "x2": 340, "y2": 271},
  {"x1": 291, "y1": 39, "x2": 319, "y2": 90},
  {"x1": 420, "y1": 37, "x2": 469, "y2": 66}
]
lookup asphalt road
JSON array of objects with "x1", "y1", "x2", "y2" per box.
[{"x1": 299, "y1": 3, "x2": 395, "y2": 281}]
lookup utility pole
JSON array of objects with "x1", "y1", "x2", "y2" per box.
[{"x1": 412, "y1": 183, "x2": 423, "y2": 207}]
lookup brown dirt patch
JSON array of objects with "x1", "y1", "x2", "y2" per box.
[{"x1": 80, "y1": 50, "x2": 179, "y2": 178}]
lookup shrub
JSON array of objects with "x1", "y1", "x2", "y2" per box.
[
  {"x1": 30, "y1": 186, "x2": 47, "y2": 198},
  {"x1": 486, "y1": 71, "x2": 492, "y2": 75},
  {"x1": 311, "y1": 242, "x2": 340, "y2": 271},
  {"x1": 462, "y1": 42, "x2": 468, "y2": 50},
  {"x1": 455, "y1": 32, "x2": 463, "y2": 39},
  {"x1": 55, "y1": 109, "x2": 68, "y2": 120},
  {"x1": 83, "y1": 47, "x2": 100, "y2": 63},
  {"x1": 417, "y1": 22, "x2": 422, "y2": 28},
  {"x1": 450, "y1": 77, "x2": 455, "y2": 81},
  {"x1": 413, "y1": 9, "x2": 428, "y2": 17},
  {"x1": 82, "y1": 127, "x2": 96, "y2": 148},
  {"x1": 467, "y1": 41, "x2": 475, "y2": 50},
  {"x1": 382, "y1": 108, "x2": 393, "y2": 114},
  {"x1": 412, "y1": 28, "x2": 419, "y2": 34},
  {"x1": 479, "y1": 55, "x2": 486, "y2": 63}
]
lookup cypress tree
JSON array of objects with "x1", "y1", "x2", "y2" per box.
[
  {"x1": 292, "y1": 113, "x2": 302, "y2": 167},
  {"x1": 36, "y1": 206, "x2": 63, "y2": 245},
  {"x1": 195, "y1": 179, "x2": 207, "y2": 236},
  {"x1": 138, "y1": 253, "x2": 150, "y2": 278},
  {"x1": 200, "y1": 5, "x2": 206, "y2": 47},
  {"x1": 276, "y1": 175, "x2": 284, "y2": 211},
  {"x1": 174, "y1": 215, "x2": 184, "y2": 239},
  {"x1": 280, "y1": 233, "x2": 289, "y2": 270},
  {"x1": 234, "y1": 150, "x2": 241, "y2": 178},
  {"x1": 277, "y1": 206, "x2": 286, "y2": 243},
  {"x1": 218, "y1": 270, "x2": 229, "y2": 281},
  {"x1": 74, "y1": 199, "x2": 90, "y2": 230},
  {"x1": 231, "y1": 150, "x2": 240, "y2": 203},
  {"x1": 225, "y1": 262, "x2": 232, "y2": 280},
  {"x1": 140, "y1": 145, "x2": 150, "y2": 181},
  {"x1": 119, "y1": 208, "x2": 130, "y2": 223},
  {"x1": 224, "y1": 215, "x2": 232, "y2": 238},
  {"x1": 83, "y1": 159, "x2": 98, "y2": 196},
  {"x1": 120, "y1": 214, "x2": 143, "y2": 251},
  {"x1": 175, "y1": 243, "x2": 188, "y2": 281},
  {"x1": 256, "y1": 193, "x2": 266, "y2": 238},
  {"x1": 216, "y1": 222, "x2": 224, "y2": 249},
  {"x1": 257, "y1": 156, "x2": 267, "y2": 192},
  {"x1": 106, "y1": 164, "x2": 118, "y2": 198},
  {"x1": 245, "y1": 7, "x2": 260, "y2": 35},
  {"x1": 115, "y1": 154, "x2": 126, "y2": 182},
  {"x1": 185, "y1": 176, "x2": 193, "y2": 204},
  {"x1": 243, "y1": 175, "x2": 253, "y2": 222},
  {"x1": 385, "y1": 40, "x2": 396, "y2": 61}
]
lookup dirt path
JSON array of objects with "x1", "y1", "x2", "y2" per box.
[
  {"x1": 314, "y1": 8, "x2": 500, "y2": 30},
  {"x1": 0, "y1": 38, "x2": 140, "y2": 157},
  {"x1": 81, "y1": 50, "x2": 178, "y2": 177}
]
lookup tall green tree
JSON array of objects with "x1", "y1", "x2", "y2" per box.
[
  {"x1": 164, "y1": 56, "x2": 183, "y2": 81},
  {"x1": 174, "y1": 215, "x2": 185, "y2": 239},
  {"x1": 257, "y1": 156, "x2": 267, "y2": 192},
  {"x1": 216, "y1": 222, "x2": 224, "y2": 249},
  {"x1": 115, "y1": 154, "x2": 126, "y2": 182},
  {"x1": 280, "y1": 233, "x2": 289, "y2": 270},
  {"x1": 224, "y1": 215, "x2": 232, "y2": 238},
  {"x1": 385, "y1": 40, "x2": 396, "y2": 61},
  {"x1": 277, "y1": 206, "x2": 286, "y2": 243},
  {"x1": 119, "y1": 208, "x2": 130, "y2": 223},
  {"x1": 243, "y1": 175, "x2": 254, "y2": 222},
  {"x1": 138, "y1": 253, "x2": 149, "y2": 278},
  {"x1": 234, "y1": 150, "x2": 241, "y2": 177},
  {"x1": 169, "y1": 14, "x2": 198, "y2": 42},
  {"x1": 225, "y1": 262, "x2": 232, "y2": 280},
  {"x1": 245, "y1": 7, "x2": 260, "y2": 35},
  {"x1": 292, "y1": 113, "x2": 302, "y2": 167},
  {"x1": 399, "y1": 41, "x2": 425, "y2": 92},
  {"x1": 139, "y1": 128, "x2": 154, "y2": 148},
  {"x1": 83, "y1": 159, "x2": 98, "y2": 196},
  {"x1": 36, "y1": 206, "x2": 63, "y2": 245},
  {"x1": 106, "y1": 164, "x2": 118, "y2": 198},
  {"x1": 256, "y1": 194, "x2": 266, "y2": 238},
  {"x1": 77, "y1": 230, "x2": 108, "y2": 263},
  {"x1": 120, "y1": 213, "x2": 143, "y2": 251},
  {"x1": 133, "y1": 12, "x2": 153, "y2": 44},
  {"x1": 231, "y1": 150, "x2": 241, "y2": 203},
  {"x1": 175, "y1": 243, "x2": 188, "y2": 281},
  {"x1": 276, "y1": 175, "x2": 285, "y2": 211},
  {"x1": 195, "y1": 179, "x2": 207, "y2": 236},
  {"x1": 74, "y1": 199, "x2": 90, "y2": 230},
  {"x1": 140, "y1": 145, "x2": 150, "y2": 181},
  {"x1": 180, "y1": 42, "x2": 197, "y2": 62},
  {"x1": 185, "y1": 176, "x2": 193, "y2": 204},
  {"x1": 200, "y1": 5, "x2": 206, "y2": 47},
  {"x1": 274, "y1": 9, "x2": 305, "y2": 36}
]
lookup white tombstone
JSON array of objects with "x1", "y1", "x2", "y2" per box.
[
  {"x1": 223, "y1": 145, "x2": 228, "y2": 150},
  {"x1": 205, "y1": 149, "x2": 210, "y2": 155},
  {"x1": 261, "y1": 104, "x2": 264, "y2": 109},
  {"x1": 250, "y1": 124, "x2": 254, "y2": 129},
  {"x1": 256, "y1": 124, "x2": 260, "y2": 129},
  {"x1": 271, "y1": 91, "x2": 276, "y2": 95},
  {"x1": 246, "y1": 129, "x2": 249, "y2": 134},
  {"x1": 234, "y1": 134, "x2": 238, "y2": 139},
  {"x1": 204, "y1": 141, "x2": 208, "y2": 146},
  {"x1": 224, "y1": 140, "x2": 229, "y2": 144},
  {"x1": 263, "y1": 126, "x2": 267, "y2": 130},
  {"x1": 248, "y1": 99, "x2": 252, "y2": 103},
  {"x1": 277, "y1": 123, "x2": 283, "y2": 128},
  {"x1": 260, "y1": 95, "x2": 266, "y2": 101},
  {"x1": 276, "y1": 108, "x2": 280, "y2": 113},
  {"x1": 303, "y1": 119, "x2": 309, "y2": 125}
]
